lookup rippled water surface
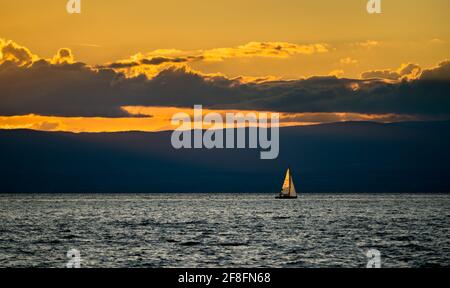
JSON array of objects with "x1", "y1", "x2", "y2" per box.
[{"x1": 0, "y1": 194, "x2": 449, "y2": 268}]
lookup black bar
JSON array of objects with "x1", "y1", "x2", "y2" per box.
[{"x1": 0, "y1": 268, "x2": 446, "y2": 287}]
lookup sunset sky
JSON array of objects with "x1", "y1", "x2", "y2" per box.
[{"x1": 0, "y1": 0, "x2": 449, "y2": 132}]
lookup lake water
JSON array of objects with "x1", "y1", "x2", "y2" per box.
[{"x1": 0, "y1": 194, "x2": 449, "y2": 268}]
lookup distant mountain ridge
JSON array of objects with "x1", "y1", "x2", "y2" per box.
[{"x1": 1, "y1": 121, "x2": 450, "y2": 193}]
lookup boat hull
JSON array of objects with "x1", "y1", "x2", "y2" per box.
[{"x1": 275, "y1": 195, "x2": 298, "y2": 199}]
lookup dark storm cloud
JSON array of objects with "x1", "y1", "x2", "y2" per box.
[
  {"x1": 0, "y1": 60, "x2": 129, "y2": 117},
  {"x1": 141, "y1": 56, "x2": 189, "y2": 65},
  {"x1": 420, "y1": 60, "x2": 450, "y2": 80},
  {"x1": 103, "y1": 61, "x2": 140, "y2": 69},
  {"x1": 97, "y1": 56, "x2": 200, "y2": 70},
  {"x1": 0, "y1": 58, "x2": 449, "y2": 117}
]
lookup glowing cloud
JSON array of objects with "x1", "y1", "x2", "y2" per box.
[
  {"x1": 201, "y1": 42, "x2": 329, "y2": 62},
  {"x1": 361, "y1": 63, "x2": 422, "y2": 81},
  {"x1": 0, "y1": 39, "x2": 38, "y2": 66},
  {"x1": 99, "y1": 41, "x2": 329, "y2": 75},
  {"x1": 1, "y1": 39, "x2": 449, "y2": 124},
  {"x1": 51, "y1": 48, "x2": 75, "y2": 65}
]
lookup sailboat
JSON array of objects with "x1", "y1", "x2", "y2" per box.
[{"x1": 276, "y1": 167, "x2": 298, "y2": 199}]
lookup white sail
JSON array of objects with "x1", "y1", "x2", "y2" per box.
[
  {"x1": 279, "y1": 168, "x2": 297, "y2": 197},
  {"x1": 280, "y1": 169, "x2": 291, "y2": 196},
  {"x1": 289, "y1": 173, "x2": 297, "y2": 197},
  {"x1": 280, "y1": 168, "x2": 297, "y2": 197}
]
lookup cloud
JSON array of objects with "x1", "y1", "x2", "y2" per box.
[
  {"x1": 0, "y1": 40, "x2": 449, "y2": 118},
  {"x1": 0, "y1": 115, "x2": 61, "y2": 131},
  {"x1": 0, "y1": 39, "x2": 37, "y2": 66},
  {"x1": 361, "y1": 70, "x2": 401, "y2": 81},
  {"x1": 340, "y1": 57, "x2": 358, "y2": 65},
  {"x1": 420, "y1": 60, "x2": 450, "y2": 80},
  {"x1": 356, "y1": 40, "x2": 380, "y2": 49},
  {"x1": 279, "y1": 112, "x2": 423, "y2": 124},
  {"x1": 99, "y1": 41, "x2": 329, "y2": 74},
  {"x1": 2, "y1": 61, "x2": 450, "y2": 118},
  {"x1": 51, "y1": 48, "x2": 75, "y2": 64},
  {"x1": 0, "y1": 59, "x2": 129, "y2": 117},
  {"x1": 141, "y1": 56, "x2": 190, "y2": 65},
  {"x1": 31, "y1": 121, "x2": 60, "y2": 131},
  {"x1": 98, "y1": 56, "x2": 196, "y2": 70},
  {"x1": 328, "y1": 69, "x2": 344, "y2": 77},
  {"x1": 429, "y1": 38, "x2": 445, "y2": 45},
  {"x1": 201, "y1": 42, "x2": 329, "y2": 61},
  {"x1": 361, "y1": 63, "x2": 422, "y2": 81},
  {"x1": 1, "y1": 39, "x2": 75, "y2": 66}
]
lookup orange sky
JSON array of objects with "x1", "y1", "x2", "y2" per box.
[
  {"x1": 1, "y1": 0, "x2": 449, "y2": 78},
  {"x1": 1, "y1": 0, "x2": 449, "y2": 132},
  {"x1": 0, "y1": 107, "x2": 424, "y2": 133}
]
